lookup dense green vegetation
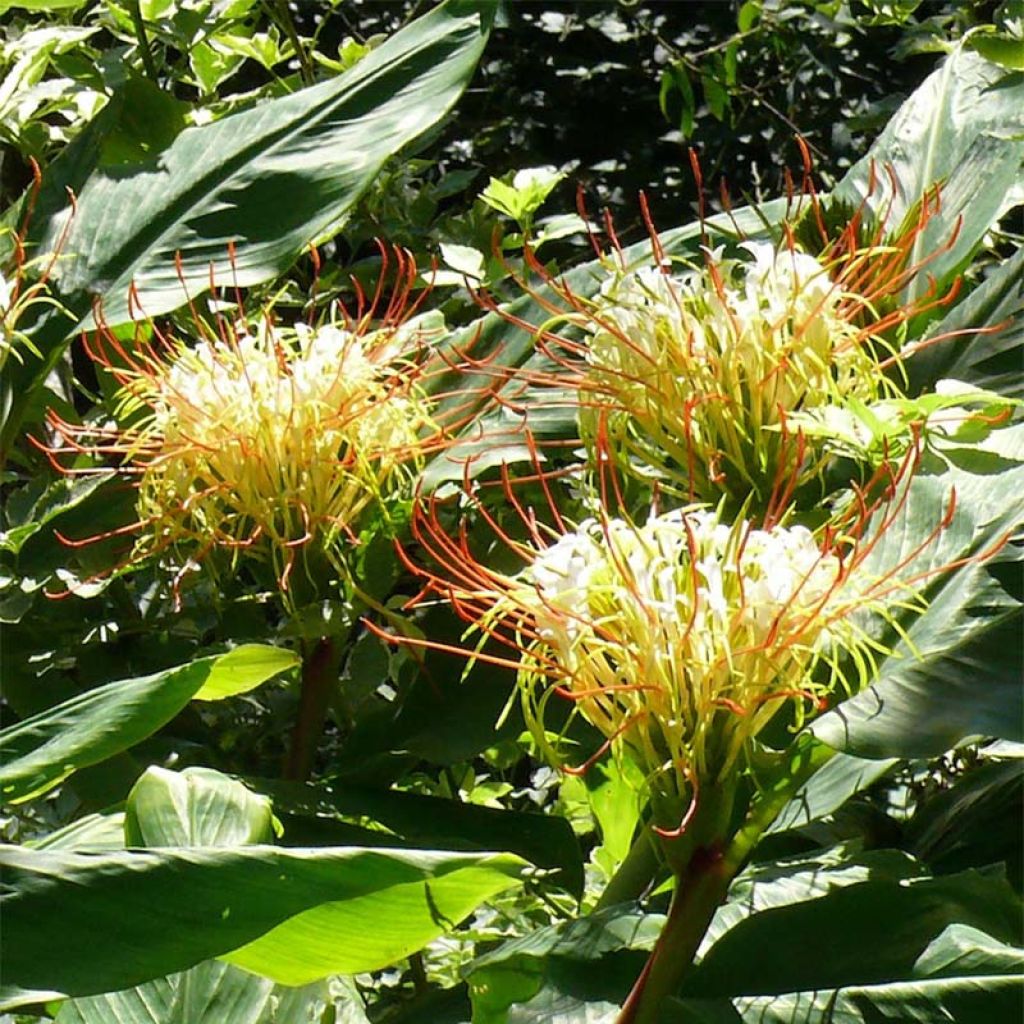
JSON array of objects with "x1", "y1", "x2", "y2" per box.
[{"x1": 1, "y1": 2, "x2": 1022, "y2": 1022}]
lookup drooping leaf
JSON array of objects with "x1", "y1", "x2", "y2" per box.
[
  {"x1": 835, "y1": 48, "x2": 1024, "y2": 301},
  {"x1": 2, "y1": 0, "x2": 493, "y2": 454},
  {"x1": 0, "y1": 843, "x2": 525, "y2": 1008},
  {"x1": 0, "y1": 645, "x2": 298, "y2": 803},
  {"x1": 254, "y1": 776, "x2": 584, "y2": 897}
]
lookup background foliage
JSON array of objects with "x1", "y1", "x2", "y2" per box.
[{"x1": 1, "y1": 1, "x2": 1022, "y2": 1023}]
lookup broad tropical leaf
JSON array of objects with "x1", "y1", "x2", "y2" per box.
[
  {"x1": 767, "y1": 752, "x2": 898, "y2": 835},
  {"x1": 812, "y1": 425, "x2": 1024, "y2": 758},
  {"x1": 0, "y1": 645, "x2": 298, "y2": 803},
  {"x1": 55, "y1": 767, "x2": 365, "y2": 1024},
  {"x1": 124, "y1": 766, "x2": 277, "y2": 848},
  {"x1": 0, "y1": 843, "x2": 525, "y2": 1008},
  {"x1": 1, "y1": 0, "x2": 493, "y2": 454},
  {"x1": 256, "y1": 776, "x2": 584, "y2": 897},
  {"x1": 835, "y1": 47, "x2": 1024, "y2": 301}
]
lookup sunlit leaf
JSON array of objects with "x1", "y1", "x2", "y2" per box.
[
  {"x1": 0, "y1": 645, "x2": 297, "y2": 803},
  {"x1": 0, "y1": 843, "x2": 525, "y2": 1008}
]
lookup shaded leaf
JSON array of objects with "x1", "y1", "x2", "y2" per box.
[
  {"x1": 907, "y1": 758, "x2": 1024, "y2": 885},
  {"x1": 685, "y1": 869, "x2": 1022, "y2": 997},
  {"x1": 908, "y1": 247, "x2": 1024, "y2": 400},
  {"x1": 731, "y1": 925, "x2": 1023, "y2": 1023},
  {"x1": 255, "y1": 776, "x2": 584, "y2": 897}
]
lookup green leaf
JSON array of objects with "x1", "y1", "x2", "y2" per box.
[
  {"x1": 479, "y1": 166, "x2": 566, "y2": 230},
  {"x1": 0, "y1": 645, "x2": 298, "y2": 803},
  {"x1": 466, "y1": 904, "x2": 659, "y2": 1023},
  {"x1": 54, "y1": 768, "x2": 358, "y2": 1024},
  {"x1": 191, "y1": 645, "x2": 300, "y2": 701},
  {"x1": 0, "y1": 471, "x2": 114, "y2": 556},
  {"x1": 0, "y1": 843, "x2": 525, "y2": 1008},
  {"x1": 125, "y1": 767, "x2": 276, "y2": 848},
  {"x1": 835, "y1": 48, "x2": 1024, "y2": 302},
  {"x1": 906, "y1": 758, "x2": 1023, "y2": 884},
  {"x1": 969, "y1": 30, "x2": 1024, "y2": 71},
  {"x1": 0, "y1": 0, "x2": 88, "y2": 9},
  {"x1": 42, "y1": 0, "x2": 490, "y2": 323},
  {"x1": 29, "y1": 811, "x2": 125, "y2": 852},
  {"x1": 55, "y1": 965, "x2": 364, "y2": 1024},
  {"x1": 255, "y1": 776, "x2": 584, "y2": 897},
  {"x1": 767, "y1": 753, "x2": 898, "y2": 835},
  {"x1": 908, "y1": 247, "x2": 1024, "y2": 400},
  {"x1": 813, "y1": 425, "x2": 1024, "y2": 758},
  {"x1": 4, "y1": 0, "x2": 492, "y2": 452},
  {"x1": 685, "y1": 868, "x2": 1022, "y2": 998},
  {"x1": 462, "y1": 849, "x2": 923, "y2": 1022},
  {"x1": 737, "y1": 1, "x2": 761, "y2": 33},
  {"x1": 725, "y1": 926, "x2": 1023, "y2": 1022},
  {"x1": 440, "y1": 241, "x2": 486, "y2": 282},
  {"x1": 659, "y1": 64, "x2": 695, "y2": 138}
]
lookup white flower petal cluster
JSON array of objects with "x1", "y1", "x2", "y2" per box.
[
  {"x1": 514, "y1": 508, "x2": 851, "y2": 777},
  {"x1": 118, "y1": 318, "x2": 438, "y2": 588},
  {"x1": 576, "y1": 241, "x2": 883, "y2": 502},
  {"x1": 527, "y1": 509, "x2": 839, "y2": 652},
  {"x1": 152, "y1": 322, "x2": 409, "y2": 450}
]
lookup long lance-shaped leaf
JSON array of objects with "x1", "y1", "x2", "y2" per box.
[
  {"x1": 812, "y1": 423, "x2": 1024, "y2": 759},
  {"x1": 55, "y1": 767, "x2": 365, "y2": 1024},
  {"x1": 0, "y1": 645, "x2": 298, "y2": 803},
  {"x1": 835, "y1": 47, "x2": 1024, "y2": 302},
  {"x1": 1, "y1": 0, "x2": 493, "y2": 455},
  {"x1": 253, "y1": 776, "x2": 585, "y2": 897},
  {"x1": 0, "y1": 843, "x2": 525, "y2": 1009}
]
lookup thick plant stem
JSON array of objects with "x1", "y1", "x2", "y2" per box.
[
  {"x1": 284, "y1": 638, "x2": 341, "y2": 781},
  {"x1": 613, "y1": 738, "x2": 836, "y2": 1022},
  {"x1": 615, "y1": 844, "x2": 735, "y2": 1024}
]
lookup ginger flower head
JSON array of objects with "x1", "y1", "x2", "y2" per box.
[
  {"x1": 576, "y1": 239, "x2": 884, "y2": 506},
  {"x1": 43, "y1": 254, "x2": 485, "y2": 605},
  {"x1": 386, "y1": 450, "x2": 954, "y2": 829},
  {"x1": 487, "y1": 170, "x2": 962, "y2": 515}
]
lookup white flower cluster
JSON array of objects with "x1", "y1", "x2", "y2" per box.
[
  {"x1": 573, "y1": 240, "x2": 884, "y2": 502},
  {"x1": 118, "y1": 318, "x2": 439, "y2": 587},
  {"x1": 525, "y1": 509, "x2": 841, "y2": 659},
  {"x1": 592, "y1": 241, "x2": 847, "y2": 371},
  {"x1": 151, "y1": 322, "x2": 405, "y2": 449},
  {"x1": 511, "y1": 507, "x2": 854, "y2": 780}
]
